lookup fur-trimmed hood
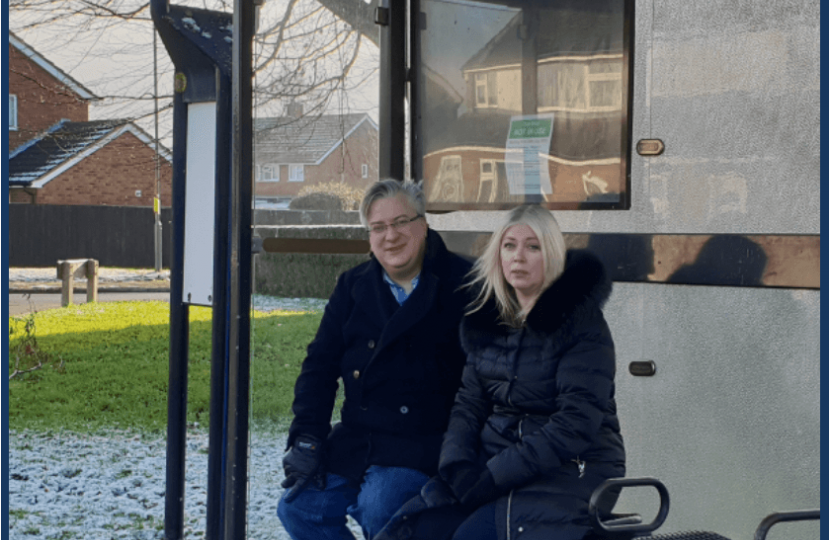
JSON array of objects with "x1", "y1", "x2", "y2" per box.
[{"x1": 461, "y1": 249, "x2": 612, "y2": 352}]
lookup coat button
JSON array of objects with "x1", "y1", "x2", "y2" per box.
[
  {"x1": 400, "y1": 406, "x2": 409, "y2": 414},
  {"x1": 353, "y1": 370, "x2": 360, "y2": 379},
  {"x1": 518, "y1": 526, "x2": 524, "y2": 533},
  {"x1": 368, "y1": 339, "x2": 376, "y2": 349}
]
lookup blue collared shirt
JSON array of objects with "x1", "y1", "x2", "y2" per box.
[{"x1": 383, "y1": 271, "x2": 420, "y2": 305}]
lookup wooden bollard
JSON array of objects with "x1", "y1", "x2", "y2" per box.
[{"x1": 56, "y1": 259, "x2": 99, "y2": 307}]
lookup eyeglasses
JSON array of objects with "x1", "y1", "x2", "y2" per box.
[{"x1": 368, "y1": 215, "x2": 423, "y2": 235}]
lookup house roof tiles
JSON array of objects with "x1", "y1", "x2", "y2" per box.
[
  {"x1": 9, "y1": 119, "x2": 170, "y2": 188},
  {"x1": 254, "y1": 113, "x2": 376, "y2": 165}
]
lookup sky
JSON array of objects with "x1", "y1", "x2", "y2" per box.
[{"x1": 8, "y1": 0, "x2": 381, "y2": 150}]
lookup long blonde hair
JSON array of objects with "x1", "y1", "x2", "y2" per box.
[{"x1": 466, "y1": 205, "x2": 567, "y2": 324}]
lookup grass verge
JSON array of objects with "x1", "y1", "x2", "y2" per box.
[{"x1": 8, "y1": 301, "x2": 323, "y2": 433}]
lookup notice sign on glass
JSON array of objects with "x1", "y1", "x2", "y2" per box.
[
  {"x1": 505, "y1": 115, "x2": 555, "y2": 196},
  {"x1": 416, "y1": 0, "x2": 632, "y2": 211}
]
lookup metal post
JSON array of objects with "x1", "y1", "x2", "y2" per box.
[
  {"x1": 378, "y1": 0, "x2": 407, "y2": 179},
  {"x1": 520, "y1": 9, "x2": 539, "y2": 116},
  {"x1": 206, "y1": 69, "x2": 233, "y2": 540},
  {"x1": 408, "y1": 0, "x2": 422, "y2": 182},
  {"x1": 224, "y1": 0, "x2": 255, "y2": 536},
  {"x1": 164, "y1": 81, "x2": 190, "y2": 540},
  {"x1": 154, "y1": 26, "x2": 163, "y2": 272}
]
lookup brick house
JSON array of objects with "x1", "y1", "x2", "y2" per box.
[
  {"x1": 254, "y1": 110, "x2": 378, "y2": 200},
  {"x1": 8, "y1": 31, "x2": 172, "y2": 206}
]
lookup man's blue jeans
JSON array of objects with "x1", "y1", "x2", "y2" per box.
[{"x1": 277, "y1": 465, "x2": 429, "y2": 540}]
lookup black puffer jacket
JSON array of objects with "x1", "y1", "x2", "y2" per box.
[{"x1": 440, "y1": 249, "x2": 625, "y2": 540}]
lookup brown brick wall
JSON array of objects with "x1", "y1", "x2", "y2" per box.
[
  {"x1": 9, "y1": 43, "x2": 90, "y2": 153},
  {"x1": 9, "y1": 188, "x2": 36, "y2": 204},
  {"x1": 254, "y1": 121, "x2": 378, "y2": 198},
  {"x1": 313, "y1": 122, "x2": 378, "y2": 191},
  {"x1": 35, "y1": 131, "x2": 173, "y2": 207}
]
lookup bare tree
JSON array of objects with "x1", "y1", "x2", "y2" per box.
[{"x1": 9, "y1": 0, "x2": 380, "y2": 147}]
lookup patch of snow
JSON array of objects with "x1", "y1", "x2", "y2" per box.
[
  {"x1": 252, "y1": 295, "x2": 328, "y2": 313},
  {"x1": 9, "y1": 429, "x2": 363, "y2": 539}
]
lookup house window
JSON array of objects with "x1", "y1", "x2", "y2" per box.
[
  {"x1": 475, "y1": 73, "x2": 488, "y2": 107},
  {"x1": 261, "y1": 163, "x2": 279, "y2": 182},
  {"x1": 537, "y1": 58, "x2": 623, "y2": 113},
  {"x1": 428, "y1": 155, "x2": 464, "y2": 202},
  {"x1": 361, "y1": 164, "x2": 369, "y2": 179},
  {"x1": 474, "y1": 72, "x2": 498, "y2": 108},
  {"x1": 9, "y1": 95, "x2": 18, "y2": 130},
  {"x1": 477, "y1": 160, "x2": 498, "y2": 203},
  {"x1": 586, "y1": 59, "x2": 623, "y2": 110},
  {"x1": 289, "y1": 164, "x2": 304, "y2": 182}
]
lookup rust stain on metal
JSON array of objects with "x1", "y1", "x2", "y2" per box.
[{"x1": 648, "y1": 235, "x2": 711, "y2": 282}]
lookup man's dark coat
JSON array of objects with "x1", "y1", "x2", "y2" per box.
[{"x1": 287, "y1": 229, "x2": 473, "y2": 482}]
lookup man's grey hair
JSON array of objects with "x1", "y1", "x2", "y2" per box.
[{"x1": 359, "y1": 179, "x2": 426, "y2": 228}]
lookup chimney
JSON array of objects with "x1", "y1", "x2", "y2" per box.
[{"x1": 286, "y1": 102, "x2": 303, "y2": 118}]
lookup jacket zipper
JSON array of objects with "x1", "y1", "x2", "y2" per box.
[
  {"x1": 505, "y1": 327, "x2": 525, "y2": 409},
  {"x1": 506, "y1": 489, "x2": 514, "y2": 540}
]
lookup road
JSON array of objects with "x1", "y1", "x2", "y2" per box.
[{"x1": 8, "y1": 291, "x2": 171, "y2": 316}]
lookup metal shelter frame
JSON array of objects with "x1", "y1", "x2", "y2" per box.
[
  {"x1": 152, "y1": 0, "x2": 407, "y2": 538},
  {"x1": 151, "y1": 0, "x2": 256, "y2": 537}
]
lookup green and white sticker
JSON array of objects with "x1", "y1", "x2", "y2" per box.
[{"x1": 505, "y1": 114, "x2": 554, "y2": 195}]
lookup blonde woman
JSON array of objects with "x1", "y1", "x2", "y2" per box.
[{"x1": 378, "y1": 205, "x2": 625, "y2": 540}]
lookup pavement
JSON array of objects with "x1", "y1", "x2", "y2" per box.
[{"x1": 8, "y1": 267, "x2": 171, "y2": 316}]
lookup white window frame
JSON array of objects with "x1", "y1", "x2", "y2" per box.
[
  {"x1": 478, "y1": 159, "x2": 498, "y2": 203},
  {"x1": 473, "y1": 71, "x2": 499, "y2": 109},
  {"x1": 9, "y1": 95, "x2": 18, "y2": 130},
  {"x1": 474, "y1": 73, "x2": 488, "y2": 107},
  {"x1": 288, "y1": 164, "x2": 304, "y2": 182},
  {"x1": 537, "y1": 55, "x2": 624, "y2": 114},
  {"x1": 261, "y1": 163, "x2": 280, "y2": 182},
  {"x1": 586, "y1": 59, "x2": 623, "y2": 111}
]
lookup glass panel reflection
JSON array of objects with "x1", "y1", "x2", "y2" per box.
[{"x1": 418, "y1": 0, "x2": 630, "y2": 210}]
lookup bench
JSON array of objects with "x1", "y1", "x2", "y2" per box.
[
  {"x1": 587, "y1": 477, "x2": 819, "y2": 540},
  {"x1": 56, "y1": 259, "x2": 99, "y2": 307}
]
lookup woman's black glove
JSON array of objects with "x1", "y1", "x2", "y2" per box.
[
  {"x1": 281, "y1": 434, "x2": 326, "y2": 503},
  {"x1": 458, "y1": 469, "x2": 499, "y2": 510},
  {"x1": 442, "y1": 462, "x2": 481, "y2": 502},
  {"x1": 442, "y1": 462, "x2": 500, "y2": 510}
]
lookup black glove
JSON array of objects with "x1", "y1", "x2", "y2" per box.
[
  {"x1": 458, "y1": 469, "x2": 499, "y2": 511},
  {"x1": 281, "y1": 434, "x2": 326, "y2": 503},
  {"x1": 441, "y1": 462, "x2": 483, "y2": 503}
]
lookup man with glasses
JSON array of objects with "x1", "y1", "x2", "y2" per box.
[{"x1": 278, "y1": 179, "x2": 473, "y2": 540}]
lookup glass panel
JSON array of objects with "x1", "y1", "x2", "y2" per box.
[
  {"x1": 249, "y1": 3, "x2": 378, "y2": 537},
  {"x1": 418, "y1": 0, "x2": 631, "y2": 210}
]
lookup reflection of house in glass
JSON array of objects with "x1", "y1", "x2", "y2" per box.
[{"x1": 420, "y1": 3, "x2": 628, "y2": 209}]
